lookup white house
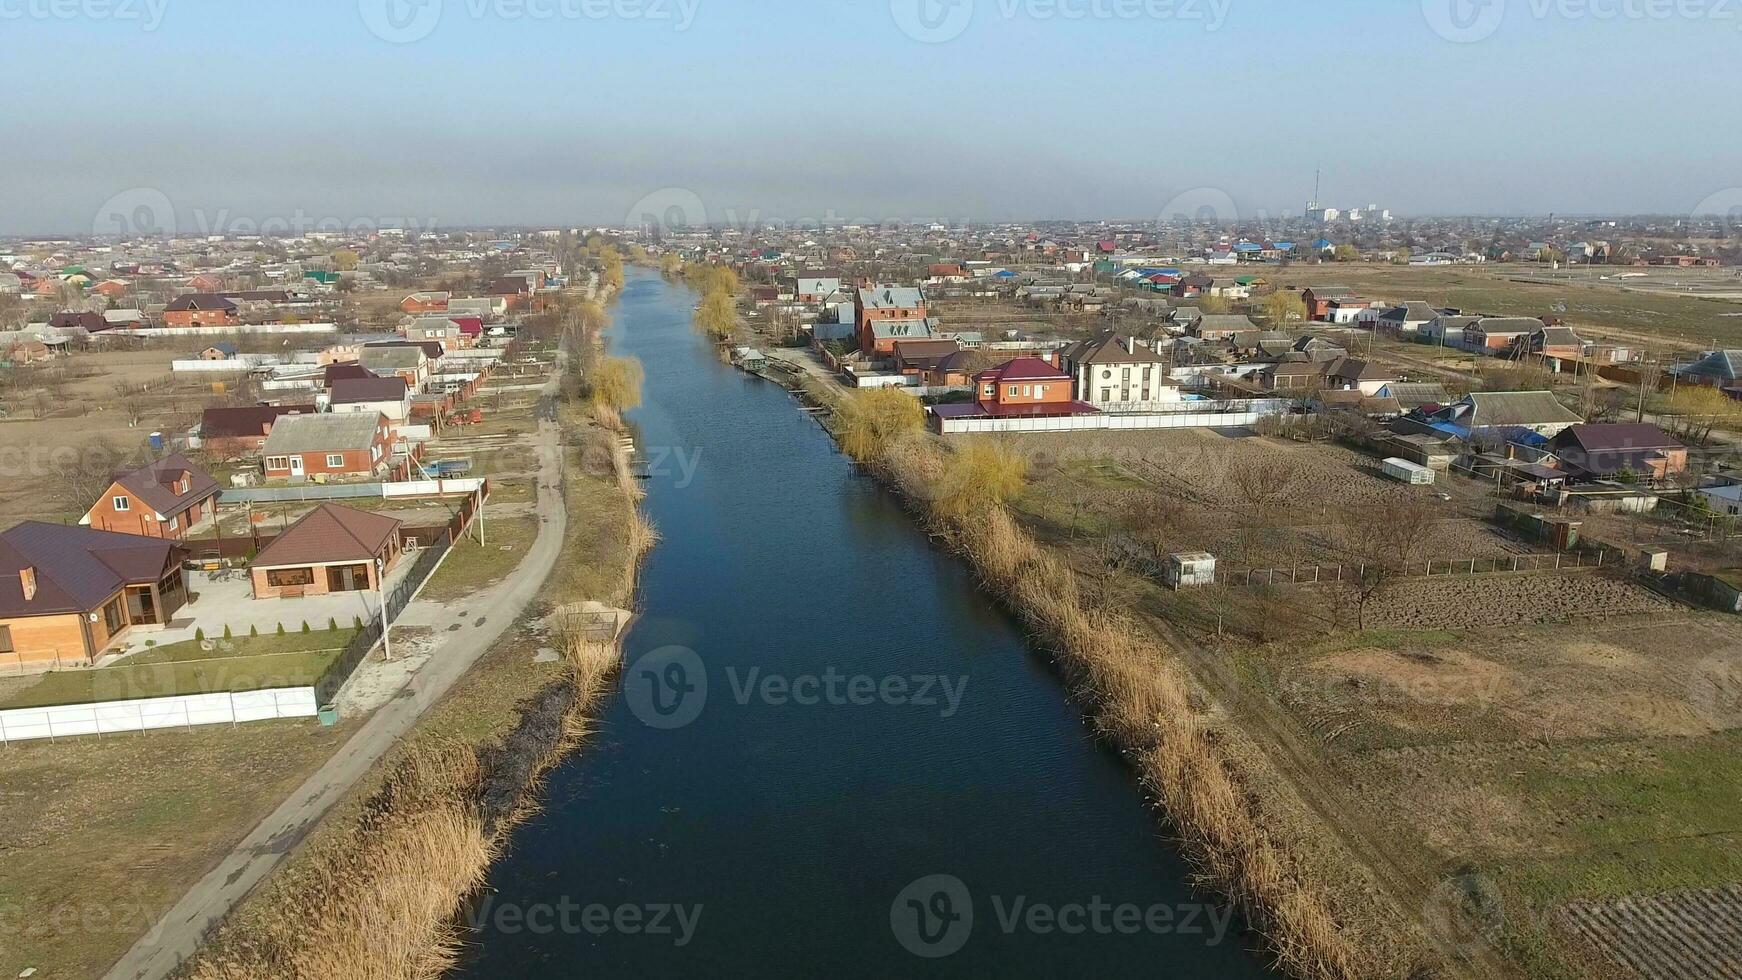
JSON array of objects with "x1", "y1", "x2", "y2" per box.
[
  {"x1": 327, "y1": 377, "x2": 412, "y2": 425},
  {"x1": 1055, "y1": 333, "x2": 1182, "y2": 409}
]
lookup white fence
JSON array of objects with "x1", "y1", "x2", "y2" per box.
[
  {"x1": 935, "y1": 404, "x2": 1287, "y2": 434},
  {"x1": 172, "y1": 358, "x2": 274, "y2": 373},
  {"x1": 107, "y1": 323, "x2": 337, "y2": 337},
  {"x1": 222, "y1": 477, "x2": 485, "y2": 503},
  {"x1": 0, "y1": 687, "x2": 317, "y2": 743}
]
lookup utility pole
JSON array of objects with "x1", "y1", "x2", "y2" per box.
[{"x1": 377, "y1": 556, "x2": 392, "y2": 662}]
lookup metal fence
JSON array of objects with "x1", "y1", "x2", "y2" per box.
[
  {"x1": 312, "y1": 534, "x2": 450, "y2": 705},
  {"x1": 1213, "y1": 551, "x2": 1606, "y2": 587}
]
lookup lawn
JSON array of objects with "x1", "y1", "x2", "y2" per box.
[
  {"x1": 0, "y1": 631, "x2": 357, "y2": 710},
  {"x1": 417, "y1": 513, "x2": 540, "y2": 601},
  {"x1": 0, "y1": 720, "x2": 354, "y2": 980}
]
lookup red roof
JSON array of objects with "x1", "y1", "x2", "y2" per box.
[{"x1": 976, "y1": 357, "x2": 1070, "y2": 384}]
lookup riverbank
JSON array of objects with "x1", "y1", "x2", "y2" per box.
[
  {"x1": 794, "y1": 380, "x2": 1441, "y2": 980},
  {"x1": 174, "y1": 297, "x2": 654, "y2": 979}
]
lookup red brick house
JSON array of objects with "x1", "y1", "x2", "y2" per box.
[
  {"x1": 200, "y1": 404, "x2": 318, "y2": 458},
  {"x1": 400, "y1": 291, "x2": 450, "y2": 314},
  {"x1": 855, "y1": 285, "x2": 929, "y2": 355},
  {"x1": 1301, "y1": 287, "x2": 1356, "y2": 322},
  {"x1": 164, "y1": 294, "x2": 240, "y2": 327},
  {"x1": 975, "y1": 357, "x2": 1075, "y2": 413},
  {"x1": 249, "y1": 504, "x2": 404, "y2": 599},
  {"x1": 81, "y1": 453, "x2": 220, "y2": 540},
  {"x1": 261, "y1": 413, "x2": 395, "y2": 481}
]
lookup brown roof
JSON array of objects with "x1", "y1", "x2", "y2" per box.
[
  {"x1": 251, "y1": 504, "x2": 401, "y2": 569},
  {"x1": 330, "y1": 377, "x2": 409, "y2": 404},
  {"x1": 106, "y1": 453, "x2": 220, "y2": 518},
  {"x1": 166, "y1": 293, "x2": 238, "y2": 313},
  {"x1": 0, "y1": 523, "x2": 184, "y2": 617},
  {"x1": 202, "y1": 404, "x2": 317, "y2": 439},
  {"x1": 323, "y1": 363, "x2": 379, "y2": 385}
]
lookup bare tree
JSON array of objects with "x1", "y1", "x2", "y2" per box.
[{"x1": 1334, "y1": 497, "x2": 1441, "y2": 630}]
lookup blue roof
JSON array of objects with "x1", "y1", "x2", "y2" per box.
[
  {"x1": 1313, "y1": 238, "x2": 1334, "y2": 249},
  {"x1": 993, "y1": 270, "x2": 1017, "y2": 278},
  {"x1": 1234, "y1": 243, "x2": 1263, "y2": 252},
  {"x1": 1272, "y1": 241, "x2": 1295, "y2": 249}
]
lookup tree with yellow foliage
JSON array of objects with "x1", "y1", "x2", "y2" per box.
[
  {"x1": 836, "y1": 388, "x2": 924, "y2": 462},
  {"x1": 933, "y1": 441, "x2": 1028, "y2": 519}
]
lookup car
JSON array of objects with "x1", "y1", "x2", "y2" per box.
[{"x1": 184, "y1": 551, "x2": 225, "y2": 572}]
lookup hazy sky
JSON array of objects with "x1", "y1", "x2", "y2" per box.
[{"x1": 4, "y1": 0, "x2": 1741, "y2": 235}]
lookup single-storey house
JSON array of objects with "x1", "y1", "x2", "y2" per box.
[
  {"x1": 200, "y1": 404, "x2": 319, "y2": 458},
  {"x1": 329, "y1": 376, "x2": 412, "y2": 425},
  {"x1": 0, "y1": 523, "x2": 189, "y2": 669},
  {"x1": 164, "y1": 294, "x2": 240, "y2": 328},
  {"x1": 1549, "y1": 423, "x2": 1686, "y2": 482},
  {"x1": 359, "y1": 345, "x2": 430, "y2": 390},
  {"x1": 250, "y1": 503, "x2": 404, "y2": 600},
  {"x1": 81, "y1": 453, "x2": 220, "y2": 541},
  {"x1": 262, "y1": 413, "x2": 394, "y2": 481}
]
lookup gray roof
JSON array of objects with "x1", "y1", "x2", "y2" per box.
[
  {"x1": 858, "y1": 286, "x2": 926, "y2": 310},
  {"x1": 262, "y1": 413, "x2": 385, "y2": 454},
  {"x1": 1460, "y1": 391, "x2": 1582, "y2": 428},
  {"x1": 868, "y1": 317, "x2": 940, "y2": 341},
  {"x1": 360, "y1": 346, "x2": 425, "y2": 372},
  {"x1": 1672, "y1": 350, "x2": 1742, "y2": 382},
  {"x1": 1378, "y1": 382, "x2": 1452, "y2": 408}
]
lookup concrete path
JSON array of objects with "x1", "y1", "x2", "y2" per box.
[{"x1": 105, "y1": 360, "x2": 570, "y2": 980}]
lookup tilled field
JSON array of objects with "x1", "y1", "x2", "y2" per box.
[
  {"x1": 1557, "y1": 884, "x2": 1742, "y2": 980},
  {"x1": 1361, "y1": 571, "x2": 1681, "y2": 630}
]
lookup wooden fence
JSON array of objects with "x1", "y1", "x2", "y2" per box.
[{"x1": 1214, "y1": 551, "x2": 1606, "y2": 588}]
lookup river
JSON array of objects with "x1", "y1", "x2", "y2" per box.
[{"x1": 451, "y1": 270, "x2": 1273, "y2": 977}]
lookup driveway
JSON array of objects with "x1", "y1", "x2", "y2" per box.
[{"x1": 105, "y1": 354, "x2": 571, "y2": 980}]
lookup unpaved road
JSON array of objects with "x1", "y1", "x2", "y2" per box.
[{"x1": 105, "y1": 361, "x2": 569, "y2": 980}]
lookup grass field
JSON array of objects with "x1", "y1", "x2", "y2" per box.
[
  {"x1": 0, "y1": 631, "x2": 357, "y2": 710},
  {"x1": 995, "y1": 425, "x2": 1742, "y2": 978}
]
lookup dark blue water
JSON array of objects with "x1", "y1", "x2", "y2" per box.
[{"x1": 452, "y1": 271, "x2": 1273, "y2": 978}]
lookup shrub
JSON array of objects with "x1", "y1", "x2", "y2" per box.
[
  {"x1": 301, "y1": 621, "x2": 311, "y2": 634},
  {"x1": 328, "y1": 617, "x2": 339, "y2": 632},
  {"x1": 223, "y1": 625, "x2": 233, "y2": 640},
  {"x1": 250, "y1": 624, "x2": 260, "y2": 638},
  {"x1": 353, "y1": 615, "x2": 364, "y2": 630},
  {"x1": 195, "y1": 627, "x2": 206, "y2": 642},
  {"x1": 276, "y1": 623, "x2": 286, "y2": 636}
]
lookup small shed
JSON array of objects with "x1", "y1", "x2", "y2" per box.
[{"x1": 1164, "y1": 552, "x2": 1217, "y2": 590}]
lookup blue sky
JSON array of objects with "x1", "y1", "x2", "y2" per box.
[{"x1": 3, "y1": 0, "x2": 1739, "y2": 234}]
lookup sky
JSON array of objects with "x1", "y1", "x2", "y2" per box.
[{"x1": 3, "y1": 0, "x2": 1740, "y2": 235}]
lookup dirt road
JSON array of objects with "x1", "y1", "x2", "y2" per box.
[{"x1": 104, "y1": 361, "x2": 570, "y2": 980}]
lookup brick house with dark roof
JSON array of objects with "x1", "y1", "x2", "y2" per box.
[
  {"x1": 200, "y1": 404, "x2": 318, "y2": 458},
  {"x1": 249, "y1": 503, "x2": 404, "y2": 599},
  {"x1": 81, "y1": 453, "x2": 220, "y2": 540},
  {"x1": 0, "y1": 523, "x2": 188, "y2": 669},
  {"x1": 164, "y1": 294, "x2": 240, "y2": 327}
]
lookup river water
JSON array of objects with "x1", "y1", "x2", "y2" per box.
[{"x1": 452, "y1": 271, "x2": 1273, "y2": 978}]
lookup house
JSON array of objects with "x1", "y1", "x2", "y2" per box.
[
  {"x1": 1419, "y1": 391, "x2": 1582, "y2": 438},
  {"x1": 1301, "y1": 287, "x2": 1357, "y2": 321},
  {"x1": 796, "y1": 277, "x2": 843, "y2": 303},
  {"x1": 1549, "y1": 424, "x2": 1686, "y2": 482},
  {"x1": 925, "y1": 348, "x2": 993, "y2": 387},
  {"x1": 447, "y1": 296, "x2": 506, "y2": 319},
  {"x1": 0, "y1": 523, "x2": 189, "y2": 669},
  {"x1": 80, "y1": 454, "x2": 220, "y2": 541},
  {"x1": 1261, "y1": 361, "x2": 1326, "y2": 392},
  {"x1": 1516, "y1": 325, "x2": 1584, "y2": 360},
  {"x1": 1670, "y1": 350, "x2": 1742, "y2": 388},
  {"x1": 1698, "y1": 484, "x2": 1742, "y2": 516},
  {"x1": 262, "y1": 413, "x2": 395, "y2": 481},
  {"x1": 329, "y1": 377, "x2": 412, "y2": 425},
  {"x1": 51, "y1": 311, "x2": 107, "y2": 333},
  {"x1": 488, "y1": 276, "x2": 533, "y2": 310},
  {"x1": 890, "y1": 339, "x2": 962, "y2": 379},
  {"x1": 1462, "y1": 317, "x2": 1542, "y2": 353},
  {"x1": 972, "y1": 358, "x2": 1094, "y2": 416},
  {"x1": 855, "y1": 285, "x2": 928, "y2": 355},
  {"x1": 1055, "y1": 333, "x2": 1180, "y2": 407},
  {"x1": 249, "y1": 504, "x2": 405, "y2": 600},
  {"x1": 1192, "y1": 314, "x2": 1258, "y2": 341},
  {"x1": 359, "y1": 345, "x2": 430, "y2": 390},
  {"x1": 1376, "y1": 382, "x2": 1452, "y2": 413},
  {"x1": 400, "y1": 291, "x2": 451, "y2": 314},
  {"x1": 103, "y1": 309, "x2": 147, "y2": 329},
  {"x1": 1374, "y1": 302, "x2": 1440, "y2": 336},
  {"x1": 196, "y1": 342, "x2": 239, "y2": 360},
  {"x1": 323, "y1": 362, "x2": 379, "y2": 387},
  {"x1": 1323, "y1": 357, "x2": 1400, "y2": 396},
  {"x1": 1313, "y1": 390, "x2": 1403, "y2": 419},
  {"x1": 403, "y1": 316, "x2": 479, "y2": 347},
  {"x1": 1325, "y1": 298, "x2": 1376, "y2": 325},
  {"x1": 200, "y1": 404, "x2": 318, "y2": 457},
  {"x1": 164, "y1": 294, "x2": 240, "y2": 328}
]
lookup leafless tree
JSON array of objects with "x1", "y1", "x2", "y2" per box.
[{"x1": 1334, "y1": 497, "x2": 1441, "y2": 630}]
